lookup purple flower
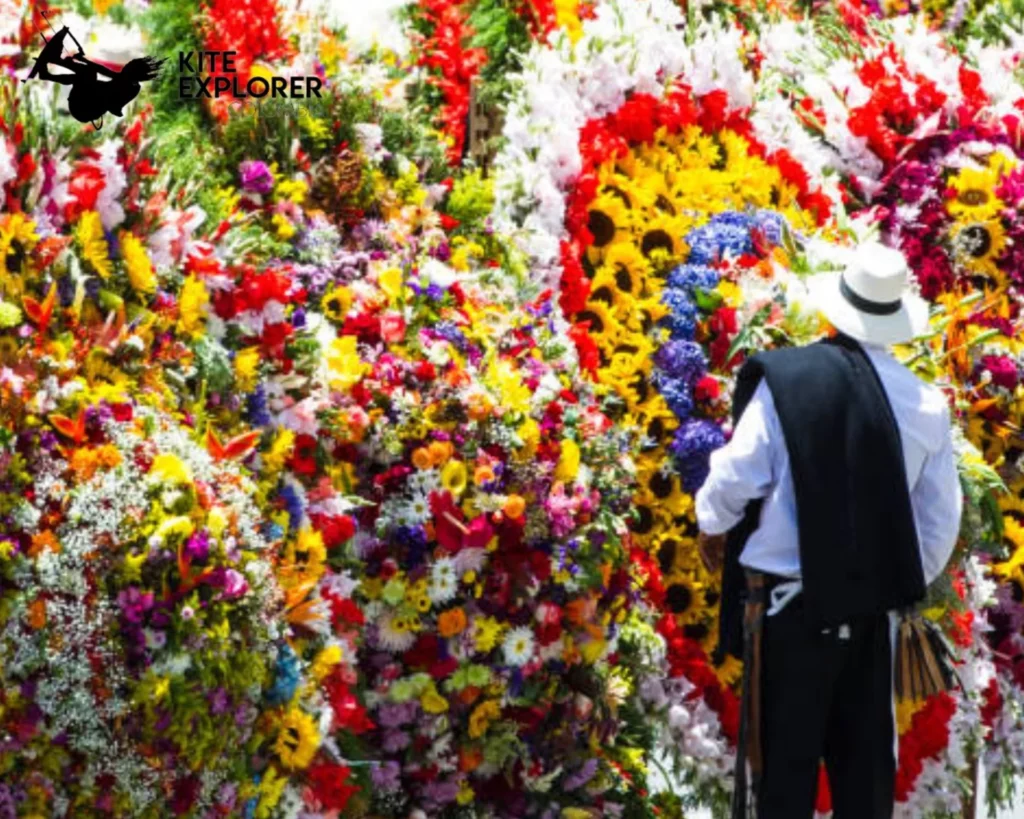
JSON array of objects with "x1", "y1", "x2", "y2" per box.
[
  {"x1": 563, "y1": 758, "x2": 599, "y2": 790},
  {"x1": 370, "y1": 760, "x2": 401, "y2": 792},
  {"x1": 239, "y1": 160, "x2": 274, "y2": 195},
  {"x1": 210, "y1": 687, "x2": 230, "y2": 715},
  {"x1": 670, "y1": 419, "x2": 727, "y2": 492},
  {"x1": 655, "y1": 340, "x2": 707, "y2": 384},
  {"x1": 381, "y1": 728, "x2": 411, "y2": 753},
  {"x1": 184, "y1": 531, "x2": 210, "y2": 562},
  {"x1": 118, "y1": 587, "x2": 154, "y2": 624},
  {"x1": 222, "y1": 569, "x2": 249, "y2": 600}
]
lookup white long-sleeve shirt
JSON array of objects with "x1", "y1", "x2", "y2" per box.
[{"x1": 695, "y1": 344, "x2": 962, "y2": 585}]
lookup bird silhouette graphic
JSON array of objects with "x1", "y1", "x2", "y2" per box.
[{"x1": 28, "y1": 13, "x2": 162, "y2": 129}]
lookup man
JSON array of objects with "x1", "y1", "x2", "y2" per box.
[{"x1": 695, "y1": 242, "x2": 962, "y2": 819}]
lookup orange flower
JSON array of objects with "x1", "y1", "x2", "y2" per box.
[
  {"x1": 565, "y1": 596, "x2": 596, "y2": 627},
  {"x1": 412, "y1": 448, "x2": 433, "y2": 470},
  {"x1": 428, "y1": 440, "x2": 453, "y2": 466},
  {"x1": 458, "y1": 685, "x2": 481, "y2": 706},
  {"x1": 503, "y1": 494, "x2": 525, "y2": 519},
  {"x1": 475, "y1": 463, "x2": 496, "y2": 486},
  {"x1": 438, "y1": 607, "x2": 468, "y2": 637},
  {"x1": 459, "y1": 746, "x2": 483, "y2": 772},
  {"x1": 28, "y1": 530, "x2": 59, "y2": 558},
  {"x1": 27, "y1": 598, "x2": 46, "y2": 629}
]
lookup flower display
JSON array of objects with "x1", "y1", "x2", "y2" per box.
[{"x1": 2, "y1": 0, "x2": 1024, "y2": 816}]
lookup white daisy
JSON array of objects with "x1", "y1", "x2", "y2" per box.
[
  {"x1": 501, "y1": 626, "x2": 536, "y2": 667},
  {"x1": 429, "y1": 557, "x2": 458, "y2": 605}
]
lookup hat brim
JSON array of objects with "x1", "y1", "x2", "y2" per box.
[{"x1": 806, "y1": 272, "x2": 930, "y2": 346}]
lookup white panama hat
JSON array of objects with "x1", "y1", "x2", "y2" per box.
[{"x1": 806, "y1": 242, "x2": 930, "y2": 346}]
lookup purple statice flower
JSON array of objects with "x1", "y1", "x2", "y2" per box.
[
  {"x1": 669, "y1": 419, "x2": 727, "y2": 492},
  {"x1": 118, "y1": 587, "x2": 154, "y2": 625},
  {"x1": 654, "y1": 340, "x2": 707, "y2": 384},
  {"x1": 563, "y1": 758, "x2": 599, "y2": 790},
  {"x1": 291, "y1": 307, "x2": 307, "y2": 329},
  {"x1": 239, "y1": 160, "x2": 274, "y2": 195},
  {"x1": 370, "y1": 760, "x2": 401, "y2": 792}
]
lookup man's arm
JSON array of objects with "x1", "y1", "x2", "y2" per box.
[
  {"x1": 911, "y1": 422, "x2": 962, "y2": 585},
  {"x1": 695, "y1": 380, "x2": 778, "y2": 568}
]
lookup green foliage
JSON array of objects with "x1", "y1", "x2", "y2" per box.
[{"x1": 466, "y1": 0, "x2": 533, "y2": 106}]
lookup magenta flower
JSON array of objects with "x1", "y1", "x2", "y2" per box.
[{"x1": 239, "y1": 160, "x2": 274, "y2": 195}]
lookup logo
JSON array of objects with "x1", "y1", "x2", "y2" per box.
[
  {"x1": 176, "y1": 52, "x2": 322, "y2": 101},
  {"x1": 28, "y1": 11, "x2": 163, "y2": 129}
]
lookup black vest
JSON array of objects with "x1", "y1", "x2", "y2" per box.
[{"x1": 714, "y1": 335, "x2": 926, "y2": 661}]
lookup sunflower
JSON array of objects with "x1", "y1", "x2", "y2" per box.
[
  {"x1": 75, "y1": 211, "x2": 114, "y2": 280},
  {"x1": 273, "y1": 708, "x2": 320, "y2": 770},
  {"x1": 575, "y1": 299, "x2": 622, "y2": 354},
  {"x1": 661, "y1": 570, "x2": 708, "y2": 625},
  {"x1": 713, "y1": 653, "x2": 744, "y2": 688},
  {"x1": 586, "y1": 190, "x2": 633, "y2": 249},
  {"x1": 618, "y1": 295, "x2": 669, "y2": 335},
  {"x1": 636, "y1": 213, "x2": 687, "y2": 262},
  {"x1": 949, "y1": 218, "x2": 1007, "y2": 282},
  {"x1": 632, "y1": 396, "x2": 679, "y2": 450},
  {"x1": 0, "y1": 213, "x2": 39, "y2": 295},
  {"x1": 947, "y1": 164, "x2": 1004, "y2": 222}
]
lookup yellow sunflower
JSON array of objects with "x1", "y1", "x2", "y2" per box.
[
  {"x1": 273, "y1": 708, "x2": 320, "y2": 770},
  {"x1": 949, "y1": 218, "x2": 1007, "y2": 282},
  {"x1": 0, "y1": 213, "x2": 39, "y2": 293},
  {"x1": 947, "y1": 164, "x2": 1004, "y2": 222},
  {"x1": 75, "y1": 212, "x2": 113, "y2": 280}
]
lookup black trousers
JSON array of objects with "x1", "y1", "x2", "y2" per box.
[{"x1": 756, "y1": 597, "x2": 895, "y2": 819}]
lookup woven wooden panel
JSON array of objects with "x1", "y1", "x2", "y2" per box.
[{"x1": 467, "y1": 81, "x2": 504, "y2": 173}]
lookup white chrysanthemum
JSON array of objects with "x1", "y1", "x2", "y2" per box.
[
  {"x1": 376, "y1": 614, "x2": 417, "y2": 652},
  {"x1": 501, "y1": 625, "x2": 536, "y2": 667},
  {"x1": 429, "y1": 557, "x2": 458, "y2": 605}
]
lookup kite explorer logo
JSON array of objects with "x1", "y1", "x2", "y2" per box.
[
  {"x1": 177, "y1": 52, "x2": 322, "y2": 101},
  {"x1": 28, "y1": 11, "x2": 162, "y2": 129}
]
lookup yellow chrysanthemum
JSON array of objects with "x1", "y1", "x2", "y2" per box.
[
  {"x1": 119, "y1": 231, "x2": 157, "y2": 294},
  {"x1": 76, "y1": 212, "x2": 113, "y2": 279},
  {"x1": 273, "y1": 708, "x2": 319, "y2": 770}
]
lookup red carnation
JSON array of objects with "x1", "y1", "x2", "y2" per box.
[{"x1": 307, "y1": 761, "x2": 359, "y2": 811}]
